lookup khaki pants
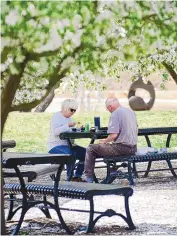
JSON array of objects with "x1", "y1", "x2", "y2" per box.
[{"x1": 84, "y1": 143, "x2": 137, "y2": 177}]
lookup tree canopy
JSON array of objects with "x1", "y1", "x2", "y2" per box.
[{"x1": 1, "y1": 0, "x2": 177, "y2": 131}]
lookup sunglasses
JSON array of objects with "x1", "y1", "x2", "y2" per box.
[{"x1": 70, "y1": 108, "x2": 76, "y2": 113}]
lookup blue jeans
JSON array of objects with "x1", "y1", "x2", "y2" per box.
[{"x1": 49, "y1": 145, "x2": 86, "y2": 180}]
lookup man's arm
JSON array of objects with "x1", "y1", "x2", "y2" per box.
[{"x1": 99, "y1": 133, "x2": 118, "y2": 144}]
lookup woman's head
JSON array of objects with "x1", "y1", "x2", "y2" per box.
[{"x1": 61, "y1": 99, "x2": 78, "y2": 117}]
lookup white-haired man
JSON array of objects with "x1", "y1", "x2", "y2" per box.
[{"x1": 84, "y1": 97, "x2": 138, "y2": 183}]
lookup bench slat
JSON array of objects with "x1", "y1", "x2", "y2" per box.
[{"x1": 4, "y1": 181, "x2": 133, "y2": 200}]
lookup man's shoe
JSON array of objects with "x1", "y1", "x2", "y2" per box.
[{"x1": 70, "y1": 177, "x2": 86, "y2": 182}]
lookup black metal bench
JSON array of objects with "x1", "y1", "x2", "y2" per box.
[
  {"x1": 93, "y1": 127, "x2": 177, "y2": 183},
  {"x1": 4, "y1": 181, "x2": 135, "y2": 234},
  {"x1": 3, "y1": 151, "x2": 135, "y2": 235},
  {"x1": 103, "y1": 152, "x2": 177, "y2": 185}
]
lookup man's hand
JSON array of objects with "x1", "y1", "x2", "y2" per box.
[
  {"x1": 99, "y1": 133, "x2": 118, "y2": 144},
  {"x1": 99, "y1": 139, "x2": 107, "y2": 144},
  {"x1": 68, "y1": 122, "x2": 76, "y2": 127}
]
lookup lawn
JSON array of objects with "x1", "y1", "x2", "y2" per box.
[{"x1": 2, "y1": 110, "x2": 177, "y2": 153}]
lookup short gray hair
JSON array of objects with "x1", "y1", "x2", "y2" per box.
[
  {"x1": 105, "y1": 97, "x2": 119, "y2": 106},
  {"x1": 61, "y1": 99, "x2": 78, "y2": 111}
]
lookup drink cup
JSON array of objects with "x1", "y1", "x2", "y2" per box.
[
  {"x1": 85, "y1": 123, "x2": 89, "y2": 132},
  {"x1": 94, "y1": 117, "x2": 100, "y2": 130}
]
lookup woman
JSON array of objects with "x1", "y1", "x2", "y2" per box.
[{"x1": 48, "y1": 99, "x2": 85, "y2": 182}]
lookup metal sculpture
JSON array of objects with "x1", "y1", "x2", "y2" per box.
[{"x1": 128, "y1": 76, "x2": 155, "y2": 111}]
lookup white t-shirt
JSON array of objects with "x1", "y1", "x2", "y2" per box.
[{"x1": 48, "y1": 111, "x2": 73, "y2": 151}]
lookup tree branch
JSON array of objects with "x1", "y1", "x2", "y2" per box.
[
  {"x1": 162, "y1": 62, "x2": 177, "y2": 85},
  {"x1": 10, "y1": 68, "x2": 68, "y2": 112},
  {"x1": 10, "y1": 95, "x2": 49, "y2": 112},
  {"x1": 28, "y1": 48, "x2": 61, "y2": 61}
]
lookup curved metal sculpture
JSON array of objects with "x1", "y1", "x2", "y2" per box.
[{"x1": 128, "y1": 76, "x2": 155, "y2": 111}]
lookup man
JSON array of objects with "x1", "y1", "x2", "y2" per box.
[{"x1": 84, "y1": 97, "x2": 138, "y2": 183}]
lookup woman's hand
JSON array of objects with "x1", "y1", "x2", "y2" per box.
[{"x1": 68, "y1": 122, "x2": 76, "y2": 127}]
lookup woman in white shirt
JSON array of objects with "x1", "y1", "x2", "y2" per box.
[{"x1": 48, "y1": 99, "x2": 86, "y2": 182}]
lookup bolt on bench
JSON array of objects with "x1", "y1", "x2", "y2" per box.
[{"x1": 3, "y1": 150, "x2": 136, "y2": 235}]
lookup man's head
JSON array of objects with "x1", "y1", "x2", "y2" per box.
[
  {"x1": 61, "y1": 99, "x2": 78, "y2": 117},
  {"x1": 105, "y1": 97, "x2": 120, "y2": 113}
]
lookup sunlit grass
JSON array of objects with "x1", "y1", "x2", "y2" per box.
[{"x1": 2, "y1": 110, "x2": 177, "y2": 153}]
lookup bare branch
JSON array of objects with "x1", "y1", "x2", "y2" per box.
[{"x1": 28, "y1": 48, "x2": 60, "y2": 61}]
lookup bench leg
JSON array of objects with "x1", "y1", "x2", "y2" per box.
[
  {"x1": 132, "y1": 162, "x2": 139, "y2": 178},
  {"x1": 6, "y1": 194, "x2": 16, "y2": 221},
  {"x1": 166, "y1": 159, "x2": 177, "y2": 177},
  {"x1": 144, "y1": 160, "x2": 152, "y2": 177},
  {"x1": 39, "y1": 196, "x2": 52, "y2": 219},
  {"x1": 11, "y1": 195, "x2": 30, "y2": 235},
  {"x1": 103, "y1": 162, "x2": 118, "y2": 184},
  {"x1": 93, "y1": 173, "x2": 99, "y2": 183},
  {"x1": 53, "y1": 165, "x2": 74, "y2": 235},
  {"x1": 128, "y1": 162, "x2": 135, "y2": 185},
  {"x1": 86, "y1": 198, "x2": 94, "y2": 233},
  {"x1": 6, "y1": 197, "x2": 23, "y2": 221},
  {"x1": 12, "y1": 208, "x2": 28, "y2": 235},
  {"x1": 86, "y1": 195, "x2": 135, "y2": 233},
  {"x1": 124, "y1": 195, "x2": 136, "y2": 230}
]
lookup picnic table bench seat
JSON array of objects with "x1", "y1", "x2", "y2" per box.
[
  {"x1": 4, "y1": 181, "x2": 135, "y2": 234},
  {"x1": 3, "y1": 164, "x2": 59, "y2": 182},
  {"x1": 4, "y1": 181, "x2": 133, "y2": 200},
  {"x1": 103, "y1": 152, "x2": 177, "y2": 185}
]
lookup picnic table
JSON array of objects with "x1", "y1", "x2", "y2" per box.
[
  {"x1": 3, "y1": 150, "x2": 135, "y2": 235},
  {"x1": 3, "y1": 152, "x2": 72, "y2": 234},
  {"x1": 60, "y1": 127, "x2": 177, "y2": 184}
]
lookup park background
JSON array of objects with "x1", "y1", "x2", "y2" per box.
[
  {"x1": 1, "y1": 1, "x2": 177, "y2": 235},
  {"x1": 3, "y1": 72, "x2": 177, "y2": 153}
]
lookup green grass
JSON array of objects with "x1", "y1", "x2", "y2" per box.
[{"x1": 2, "y1": 110, "x2": 177, "y2": 153}]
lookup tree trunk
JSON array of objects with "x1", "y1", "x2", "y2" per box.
[
  {"x1": 34, "y1": 85, "x2": 56, "y2": 112},
  {"x1": 1, "y1": 59, "x2": 28, "y2": 235},
  {"x1": 1, "y1": 157, "x2": 6, "y2": 235},
  {"x1": 1, "y1": 60, "x2": 28, "y2": 131},
  {"x1": 162, "y1": 62, "x2": 177, "y2": 85}
]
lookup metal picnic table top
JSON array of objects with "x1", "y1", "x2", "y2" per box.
[{"x1": 2, "y1": 152, "x2": 72, "y2": 168}]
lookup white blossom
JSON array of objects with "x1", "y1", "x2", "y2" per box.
[{"x1": 5, "y1": 9, "x2": 20, "y2": 26}]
